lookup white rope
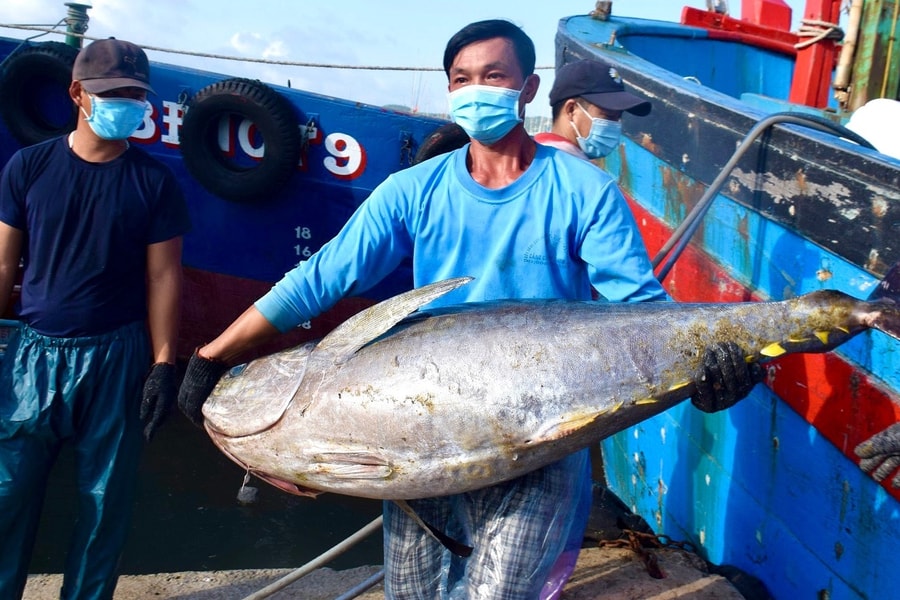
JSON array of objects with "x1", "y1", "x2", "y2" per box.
[{"x1": 794, "y1": 18, "x2": 844, "y2": 50}]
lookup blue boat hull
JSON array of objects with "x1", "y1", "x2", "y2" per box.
[
  {"x1": 0, "y1": 36, "x2": 447, "y2": 359},
  {"x1": 558, "y1": 12, "x2": 900, "y2": 598}
]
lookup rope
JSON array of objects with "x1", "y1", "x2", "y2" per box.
[
  {"x1": 794, "y1": 18, "x2": 844, "y2": 50},
  {"x1": 598, "y1": 528, "x2": 698, "y2": 579},
  {"x1": 0, "y1": 23, "x2": 554, "y2": 72}
]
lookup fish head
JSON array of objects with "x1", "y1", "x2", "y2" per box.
[
  {"x1": 202, "y1": 341, "x2": 317, "y2": 437},
  {"x1": 204, "y1": 422, "x2": 324, "y2": 498}
]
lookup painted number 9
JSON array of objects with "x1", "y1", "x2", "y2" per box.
[{"x1": 323, "y1": 133, "x2": 367, "y2": 180}]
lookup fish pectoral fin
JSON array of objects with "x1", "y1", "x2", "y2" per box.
[
  {"x1": 252, "y1": 472, "x2": 324, "y2": 498},
  {"x1": 311, "y1": 452, "x2": 394, "y2": 479},
  {"x1": 310, "y1": 277, "x2": 473, "y2": 365}
]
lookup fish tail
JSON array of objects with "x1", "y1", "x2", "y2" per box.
[{"x1": 866, "y1": 261, "x2": 900, "y2": 341}]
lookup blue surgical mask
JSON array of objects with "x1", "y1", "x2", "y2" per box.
[
  {"x1": 81, "y1": 95, "x2": 150, "y2": 140},
  {"x1": 448, "y1": 84, "x2": 523, "y2": 145},
  {"x1": 571, "y1": 103, "x2": 622, "y2": 159}
]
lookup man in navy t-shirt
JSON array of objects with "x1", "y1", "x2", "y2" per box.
[{"x1": 0, "y1": 38, "x2": 190, "y2": 599}]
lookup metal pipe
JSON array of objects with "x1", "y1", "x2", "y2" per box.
[
  {"x1": 333, "y1": 569, "x2": 385, "y2": 600},
  {"x1": 63, "y1": 2, "x2": 91, "y2": 48},
  {"x1": 833, "y1": 0, "x2": 863, "y2": 108},
  {"x1": 241, "y1": 515, "x2": 384, "y2": 600},
  {"x1": 652, "y1": 112, "x2": 876, "y2": 282}
]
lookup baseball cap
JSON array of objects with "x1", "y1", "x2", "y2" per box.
[
  {"x1": 549, "y1": 59, "x2": 650, "y2": 116},
  {"x1": 73, "y1": 38, "x2": 154, "y2": 94}
]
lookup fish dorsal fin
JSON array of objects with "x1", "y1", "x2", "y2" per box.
[
  {"x1": 311, "y1": 276, "x2": 473, "y2": 365},
  {"x1": 288, "y1": 277, "x2": 472, "y2": 416}
]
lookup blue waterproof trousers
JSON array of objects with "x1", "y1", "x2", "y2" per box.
[{"x1": 0, "y1": 322, "x2": 149, "y2": 600}]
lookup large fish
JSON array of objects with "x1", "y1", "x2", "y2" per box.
[{"x1": 202, "y1": 267, "x2": 900, "y2": 501}]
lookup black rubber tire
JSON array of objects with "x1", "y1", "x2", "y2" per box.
[
  {"x1": 413, "y1": 122, "x2": 469, "y2": 165},
  {"x1": 0, "y1": 42, "x2": 79, "y2": 146},
  {"x1": 180, "y1": 78, "x2": 301, "y2": 202}
]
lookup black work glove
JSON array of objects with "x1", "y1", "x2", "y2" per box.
[
  {"x1": 855, "y1": 423, "x2": 900, "y2": 487},
  {"x1": 177, "y1": 350, "x2": 229, "y2": 427},
  {"x1": 141, "y1": 362, "x2": 176, "y2": 442},
  {"x1": 691, "y1": 341, "x2": 764, "y2": 413}
]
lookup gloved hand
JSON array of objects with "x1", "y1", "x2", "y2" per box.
[
  {"x1": 141, "y1": 362, "x2": 176, "y2": 442},
  {"x1": 855, "y1": 423, "x2": 900, "y2": 487},
  {"x1": 177, "y1": 349, "x2": 229, "y2": 427},
  {"x1": 691, "y1": 341, "x2": 764, "y2": 413}
]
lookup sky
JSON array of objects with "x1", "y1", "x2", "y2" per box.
[{"x1": 0, "y1": 0, "x2": 811, "y2": 118}]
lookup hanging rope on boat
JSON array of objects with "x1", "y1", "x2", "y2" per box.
[
  {"x1": 652, "y1": 112, "x2": 877, "y2": 283},
  {"x1": 795, "y1": 18, "x2": 844, "y2": 50}
]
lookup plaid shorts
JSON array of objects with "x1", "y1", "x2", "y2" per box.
[{"x1": 383, "y1": 449, "x2": 588, "y2": 600}]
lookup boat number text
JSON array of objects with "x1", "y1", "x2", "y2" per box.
[{"x1": 131, "y1": 101, "x2": 367, "y2": 180}]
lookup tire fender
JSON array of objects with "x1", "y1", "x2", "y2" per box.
[
  {"x1": 0, "y1": 42, "x2": 79, "y2": 146},
  {"x1": 180, "y1": 78, "x2": 301, "y2": 202},
  {"x1": 413, "y1": 122, "x2": 469, "y2": 165}
]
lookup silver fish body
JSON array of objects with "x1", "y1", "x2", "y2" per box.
[{"x1": 203, "y1": 277, "x2": 900, "y2": 500}]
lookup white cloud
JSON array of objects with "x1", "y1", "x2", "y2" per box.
[
  {"x1": 229, "y1": 31, "x2": 263, "y2": 55},
  {"x1": 262, "y1": 39, "x2": 287, "y2": 60}
]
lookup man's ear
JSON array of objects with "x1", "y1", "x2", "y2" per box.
[
  {"x1": 69, "y1": 80, "x2": 84, "y2": 106},
  {"x1": 561, "y1": 98, "x2": 581, "y2": 123},
  {"x1": 521, "y1": 73, "x2": 541, "y2": 104}
]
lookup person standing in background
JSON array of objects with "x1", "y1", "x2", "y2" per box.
[
  {"x1": 535, "y1": 58, "x2": 651, "y2": 160},
  {"x1": 534, "y1": 57, "x2": 763, "y2": 599},
  {"x1": 0, "y1": 38, "x2": 190, "y2": 599}
]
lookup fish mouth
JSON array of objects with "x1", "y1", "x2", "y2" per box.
[{"x1": 204, "y1": 424, "x2": 321, "y2": 498}]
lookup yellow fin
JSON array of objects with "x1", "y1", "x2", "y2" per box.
[
  {"x1": 532, "y1": 411, "x2": 606, "y2": 443},
  {"x1": 560, "y1": 413, "x2": 604, "y2": 430},
  {"x1": 668, "y1": 381, "x2": 691, "y2": 392},
  {"x1": 761, "y1": 342, "x2": 787, "y2": 357},
  {"x1": 635, "y1": 398, "x2": 657, "y2": 405},
  {"x1": 815, "y1": 331, "x2": 829, "y2": 344}
]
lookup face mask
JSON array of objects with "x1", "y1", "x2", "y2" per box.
[
  {"x1": 81, "y1": 95, "x2": 150, "y2": 140},
  {"x1": 448, "y1": 84, "x2": 524, "y2": 145},
  {"x1": 571, "y1": 103, "x2": 622, "y2": 159}
]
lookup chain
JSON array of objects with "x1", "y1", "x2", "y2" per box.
[{"x1": 598, "y1": 528, "x2": 698, "y2": 579}]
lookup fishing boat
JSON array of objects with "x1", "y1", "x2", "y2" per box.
[
  {"x1": 5, "y1": 1, "x2": 900, "y2": 597},
  {"x1": 556, "y1": 0, "x2": 900, "y2": 596},
  {"x1": 0, "y1": 2, "x2": 450, "y2": 361}
]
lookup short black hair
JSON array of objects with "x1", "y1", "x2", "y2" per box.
[{"x1": 443, "y1": 19, "x2": 536, "y2": 78}]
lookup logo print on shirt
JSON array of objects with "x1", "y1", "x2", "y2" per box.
[{"x1": 523, "y1": 234, "x2": 568, "y2": 266}]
